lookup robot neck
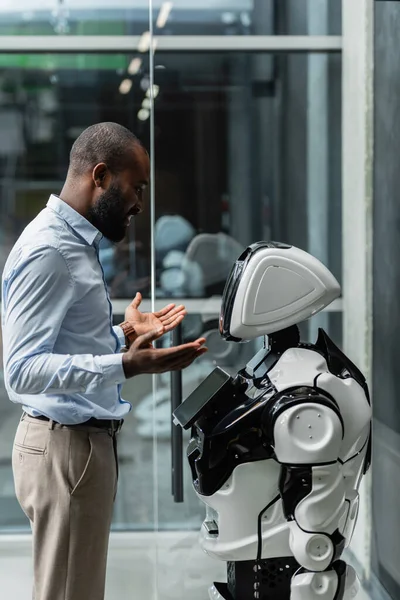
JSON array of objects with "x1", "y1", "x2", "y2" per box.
[
  {"x1": 243, "y1": 325, "x2": 301, "y2": 380},
  {"x1": 267, "y1": 325, "x2": 300, "y2": 353}
]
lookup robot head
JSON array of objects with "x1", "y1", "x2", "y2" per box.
[{"x1": 219, "y1": 242, "x2": 340, "y2": 341}]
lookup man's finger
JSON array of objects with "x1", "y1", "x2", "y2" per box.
[
  {"x1": 162, "y1": 313, "x2": 187, "y2": 326},
  {"x1": 167, "y1": 347, "x2": 209, "y2": 372},
  {"x1": 160, "y1": 349, "x2": 200, "y2": 371},
  {"x1": 150, "y1": 343, "x2": 202, "y2": 366},
  {"x1": 130, "y1": 292, "x2": 142, "y2": 310},
  {"x1": 154, "y1": 303, "x2": 176, "y2": 318},
  {"x1": 162, "y1": 315, "x2": 185, "y2": 330},
  {"x1": 144, "y1": 338, "x2": 206, "y2": 362},
  {"x1": 196, "y1": 347, "x2": 208, "y2": 356},
  {"x1": 178, "y1": 347, "x2": 209, "y2": 367},
  {"x1": 159, "y1": 305, "x2": 186, "y2": 321}
]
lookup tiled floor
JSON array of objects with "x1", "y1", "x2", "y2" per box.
[{"x1": 0, "y1": 532, "x2": 376, "y2": 600}]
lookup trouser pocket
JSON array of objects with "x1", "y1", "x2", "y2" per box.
[
  {"x1": 12, "y1": 421, "x2": 49, "y2": 522},
  {"x1": 68, "y1": 432, "x2": 94, "y2": 496}
]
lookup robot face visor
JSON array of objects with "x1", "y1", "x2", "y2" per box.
[
  {"x1": 219, "y1": 242, "x2": 341, "y2": 341},
  {"x1": 219, "y1": 259, "x2": 245, "y2": 342},
  {"x1": 219, "y1": 242, "x2": 292, "y2": 342}
]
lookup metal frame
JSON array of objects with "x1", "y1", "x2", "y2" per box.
[
  {"x1": 0, "y1": 35, "x2": 342, "y2": 53},
  {"x1": 342, "y1": 0, "x2": 374, "y2": 584}
]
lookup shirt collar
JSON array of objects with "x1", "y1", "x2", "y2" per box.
[{"x1": 47, "y1": 195, "x2": 102, "y2": 246}]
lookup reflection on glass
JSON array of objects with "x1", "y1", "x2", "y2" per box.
[
  {"x1": 0, "y1": 49, "x2": 343, "y2": 534},
  {"x1": 0, "y1": 328, "x2": 27, "y2": 531},
  {"x1": 0, "y1": 50, "x2": 342, "y2": 301},
  {"x1": 0, "y1": 0, "x2": 341, "y2": 37},
  {"x1": 152, "y1": 50, "x2": 342, "y2": 296},
  {"x1": 155, "y1": 224, "x2": 244, "y2": 299},
  {"x1": 0, "y1": 53, "x2": 153, "y2": 300}
]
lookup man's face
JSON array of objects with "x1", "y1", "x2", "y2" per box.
[{"x1": 88, "y1": 147, "x2": 150, "y2": 243}]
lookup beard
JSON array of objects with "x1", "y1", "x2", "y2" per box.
[{"x1": 87, "y1": 183, "x2": 130, "y2": 243}]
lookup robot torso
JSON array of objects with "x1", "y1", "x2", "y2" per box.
[{"x1": 176, "y1": 327, "x2": 372, "y2": 566}]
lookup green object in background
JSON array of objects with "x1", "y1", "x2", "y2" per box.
[
  {"x1": 0, "y1": 19, "x2": 127, "y2": 37},
  {"x1": 0, "y1": 20, "x2": 133, "y2": 71},
  {"x1": 0, "y1": 53, "x2": 130, "y2": 71},
  {"x1": 0, "y1": 19, "x2": 139, "y2": 70}
]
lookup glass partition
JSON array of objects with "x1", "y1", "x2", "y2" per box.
[
  {"x1": 0, "y1": 9, "x2": 345, "y2": 597},
  {"x1": 0, "y1": 51, "x2": 157, "y2": 531},
  {"x1": 150, "y1": 46, "x2": 342, "y2": 598},
  {"x1": 0, "y1": 41, "x2": 342, "y2": 534},
  {"x1": 0, "y1": 0, "x2": 341, "y2": 37}
]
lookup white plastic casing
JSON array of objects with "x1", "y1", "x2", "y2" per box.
[
  {"x1": 291, "y1": 570, "x2": 339, "y2": 600},
  {"x1": 273, "y1": 403, "x2": 343, "y2": 465},
  {"x1": 198, "y1": 460, "x2": 291, "y2": 561},
  {"x1": 195, "y1": 349, "x2": 370, "y2": 568},
  {"x1": 228, "y1": 245, "x2": 340, "y2": 339}
]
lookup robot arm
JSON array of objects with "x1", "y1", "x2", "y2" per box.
[{"x1": 270, "y1": 387, "x2": 346, "y2": 573}]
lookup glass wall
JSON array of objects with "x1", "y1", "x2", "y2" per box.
[
  {"x1": 0, "y1": 0, "x2": 341, "y2": 36},
  {"x1": 0, "y1": 42, "x2": 342, "y2": 535},
  {"x1": 373, "y1": 2, "x2": 400, "y2": 599},
  {"x1": 0, "y1": 1, "x2": 347, "y2": 599}
]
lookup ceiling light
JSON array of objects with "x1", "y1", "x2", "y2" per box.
[
  {"x1": 119, "y1": 79, "x2": 132, "y2": 95},
  {"x1": 156, "y1": 2, "x2": 173, "y2": 29},
  {"x1": 146, "y1": 84, "x2": 160, "y2": 99},
  {"x1": 128, "y1": 57, "x2": 142, "y2": 75},
  {"x1": 142, "y1": 98, "x2": 151, "y2": 110},
  {"x1": 137, "y1": 31, "x2": 158, "y2": 54},
  {"x1": 138, "y1": 31, "x2": 151, "y2": 53},
  {"x1": 138, "y1": 108, "x2": 150, "y2": 121}
]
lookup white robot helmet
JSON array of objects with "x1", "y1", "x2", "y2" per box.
[{"x1": 219, "y1": 241, "x2": 341, "y2": 341}]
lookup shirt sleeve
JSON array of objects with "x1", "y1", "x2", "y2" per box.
[
  {"x1": 2, "y1": 245, "x2": 126, "y2": 396},
  {"x1": 113, "y1": 325, "x2": 127, "y2": 349}
]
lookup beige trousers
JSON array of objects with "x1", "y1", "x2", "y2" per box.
[{"x1": 12, "y1": 413, "x2": 118, "y2": 600}]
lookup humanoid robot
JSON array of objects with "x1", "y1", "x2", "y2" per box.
[{"x1": 173, "y1": 242, "x2": 372, "y2": 600}]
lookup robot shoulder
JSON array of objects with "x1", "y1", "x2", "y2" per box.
[
  {"x1": 262, "y1": 386, "x2": 344, "y2": 465},
  {"x1": 267, "y1": 346, "x2": 330, "y2": 391}
]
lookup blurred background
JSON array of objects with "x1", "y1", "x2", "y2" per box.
[{"x1": 0, "y1": 0, "x2": 397, "y2": 599}]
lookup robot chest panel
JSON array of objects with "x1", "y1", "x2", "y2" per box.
[{"x1": 266, "y1": 348, "x2": 328, "y2": 392}]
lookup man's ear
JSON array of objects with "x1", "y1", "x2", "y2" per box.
[{"x1": 92, "y1": 162, "x2": 109, "y2": 188}]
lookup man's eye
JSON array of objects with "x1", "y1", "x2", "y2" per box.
[{"x1": 135, "y1": 187, "x2": 143, "y2": 195}]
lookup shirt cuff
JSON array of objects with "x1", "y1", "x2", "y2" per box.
[
  {"x1": 98, "y1": 353, "x2": 126, "y2": 385},
  {"x1": 113, "y1": 325, "x2": 126, "y2": 349}
]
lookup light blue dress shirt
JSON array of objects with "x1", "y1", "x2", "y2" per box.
[{"x1": 1, "y1": 195, "x2": 131, "y2": 424}]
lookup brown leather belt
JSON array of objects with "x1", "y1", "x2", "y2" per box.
[{"x1": 27, "y1": 413, "x2": 123, "y2": 434}]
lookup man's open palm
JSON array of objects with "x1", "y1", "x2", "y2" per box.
[{"x1": 125, "y1": 292, "x2": 187, "y2": 337}]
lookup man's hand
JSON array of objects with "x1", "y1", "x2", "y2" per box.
[
  {"x1": 122, "y1": 328, "x2": 208, "y2": 378},
  {"x1": 124, "y1": 292, "x2": 187, "y2": 339}
]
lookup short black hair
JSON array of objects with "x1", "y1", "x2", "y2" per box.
[{"x1": 69, "y1": 122, "x2": 144, "y2": 176}]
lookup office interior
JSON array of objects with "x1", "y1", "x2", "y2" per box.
[{"x1": 0, "y1": 0, "x2": 398, "y2": 598}]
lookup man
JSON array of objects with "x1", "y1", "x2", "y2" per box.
[{"x1": 1, "y1": 122, "x2": 207, "y2": 600}]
